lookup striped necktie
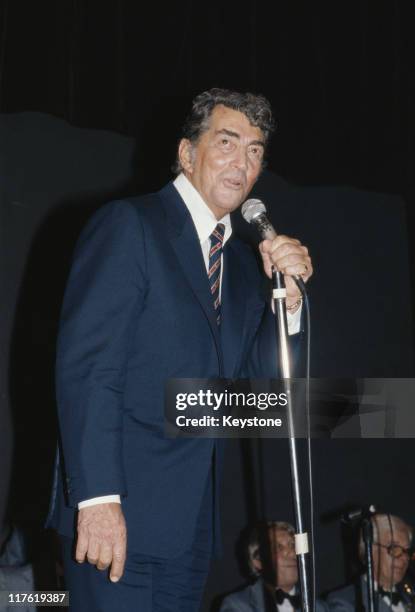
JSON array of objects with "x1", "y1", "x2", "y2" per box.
[{"x1": 208, "y1": 223, "x2": 225, "y2": 325}]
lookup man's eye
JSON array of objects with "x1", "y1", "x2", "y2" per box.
[
  {"x1": 249, "y1": 146, "x2": 262, "y2": 158},
  {"x1": 220, "y1": 138, "x2": 231, "y2": 148}
]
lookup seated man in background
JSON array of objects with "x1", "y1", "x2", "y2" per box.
[
  {"x1": 327, "y1": 513, "x2": 414, "y2": 611},
  {"x1": 220, "y1": 521, "x2": 328, "y2": 611}
]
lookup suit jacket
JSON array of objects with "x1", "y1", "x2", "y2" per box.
[
  {"x1": 219, "y1": 578, "x2": 329, "y2": 612},
  {"x1": 326, "y1": 576, "x2": 412, "y2": 611},
  {"x1": 47, "y1": 182, "x2": 281, "y2": 558}
]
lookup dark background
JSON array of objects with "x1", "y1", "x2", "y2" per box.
[
  {"x1": 1, "y1": 0, "x2": 414, "y2": 195},
  {"x1": 1, "y1": 0, "x2": 415, "y2": 609}
]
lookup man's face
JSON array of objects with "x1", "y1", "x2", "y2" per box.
[
  {"x1": 269, "y1": 528, "x2": 298, "y2": 591},
  {"x1": 373, "y1": 524, "x2": 411, "y2": 588},
  {"x1": 179, "y1": 105, "x2": 265, "y2": 219}
]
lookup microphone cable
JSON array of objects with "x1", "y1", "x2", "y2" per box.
[{"x1": 295, "y1": 276, "x2": 316, "y2": 612}]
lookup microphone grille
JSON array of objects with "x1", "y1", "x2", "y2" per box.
[{"x1": 241, "y1": 198, "x2": 266, "y2": 224}]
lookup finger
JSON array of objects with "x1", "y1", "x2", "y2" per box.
[
  {"x1": 300, "y1": 257, "x2": 313, "y2": 277},
  {"x1": 96, "y1": 543, "x2": 113, "y2": 571},
  {"x1": 259, "y1": 239, "x2": 272, "y2": 254},
  {"x1": 258, "y1": 244, "x2": 274, "y2": 277},
  {"x1": 260, "y1": 254, "x2": 274, "y2": 279},
  {"x1": 282, "y1": 263, "x2": 313, "y2": 278},
  {"x1": 270, "y1": 245, "x2": 311, "y2": 265},
  {"x1": 75, "y1": 532, "x2": 89, "y2": 564},
  {"x1": 260, "y1": 237, "x2": 300, "y2": 255},
  {"x1": 110, "y1": 540, "x2": 126, "y2": 583},
  {"x1": 86, "y1": 539, "x2": 100, "y2": 566},
  {"x1": 270, "y1": 252, "x2": 307, "y2": 271},
  {"x1": 269, "y1": 236, "x2": 301, "y2": 253},
  {"x1": 260, "y1": 250, "x2": 273, "y2": 269},
  {"x1": 301, "y1": 261, "x2": 312, "y2": 277},
  {"x1": 269, "y1": 246, "x2": 306, "y2": 265}
]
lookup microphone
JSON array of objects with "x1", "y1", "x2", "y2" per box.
[
  {"x1": 241, "y1": 198, "x2": 306, "y2": 294},
  {"x1": 241, "y1": 198, "x2": 277, "y2": 240},
  {"x1": 341, "y1": 505, "x2": 377, "y2": 524}
]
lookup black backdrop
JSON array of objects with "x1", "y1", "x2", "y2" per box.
[
  {"x1": 1, "y1": 0, "x2": 414, "y2": 194},
  {"x1": 1, "y1": 1, "x2": 415, "y2": 609}
]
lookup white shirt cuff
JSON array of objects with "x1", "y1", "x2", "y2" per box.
[
  {"x1": 287, "y1": 304, "x2": 302, "y2": 335},
  {"x1": 78, "y1": 495, "x2": 121, "y2": 509}
]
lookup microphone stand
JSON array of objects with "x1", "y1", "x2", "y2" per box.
[
  {"x1": 362, "y1": 517, "x2": 376, "y2": 612},
  {"x1": 272, "y1": 268, "x2": 311, "y2": 612}
]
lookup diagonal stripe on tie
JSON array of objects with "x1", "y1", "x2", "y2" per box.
[
  {"x1": 210, "y1": 276, "x2": 220, "y2": 295},
  {"x1": 209, "y1": 242, "x2": 223, "y2": 258},
  {"x1": 208, "y1": 223, "x2": 225, "y2": 325},
  {"x1": 208, "y1": 258, "x2": 221, "y2": 279},
  {"x1": 212, "y1": 228, "x2": 224, "y2": 241}
]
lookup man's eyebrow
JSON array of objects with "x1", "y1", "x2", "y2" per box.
[
  {"x1": 249, "y1": 139, "x2": 265, "y2": 148},
  {"x1": 215, "y1": 128, "x2": 265, "y2": 147},
  {"x1": 215, "y1": 128, "x2": 240, "y2": 140}
]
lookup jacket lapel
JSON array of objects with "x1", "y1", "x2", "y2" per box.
[
  {"x1": 250, "y1": 578, "x2": 268, "y2": 610},
  {"x1": 159, "y1": 183, "x2": 223, "y2": 370}
]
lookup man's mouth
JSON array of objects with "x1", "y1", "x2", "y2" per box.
[{"x1": 222, "y1": 177, "x2": 244, "y2": 190}]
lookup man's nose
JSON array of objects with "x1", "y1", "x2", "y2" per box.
[
  {"x1": 280, "y1": 546, "x2": 295, "y2": 559},
  {"x1": 231, "y1": 146, "x2": 248, "y2": 169}
]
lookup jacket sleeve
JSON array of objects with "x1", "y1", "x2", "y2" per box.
[
  {"x1": 243, "y1": 304, "x2": 304, "y2": 379},
  {"x1": 56, "y1": 200, "x2": 148, "y2": 507}
]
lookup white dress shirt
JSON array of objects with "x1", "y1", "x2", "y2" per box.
[
  {"x1": 383, "y1": 596, "x2": 406, "y2": 612},
  {"x1": 78, "y1": 173, "x2": 302, "y2": 509}
]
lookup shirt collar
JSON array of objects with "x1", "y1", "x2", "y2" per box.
[{"x1": 173, "y1": 173, "x2": 232, "y2": 245}]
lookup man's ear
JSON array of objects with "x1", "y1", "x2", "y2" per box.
[{"x1": 178, "y1": 139, "x2": 195, "y2": 174}]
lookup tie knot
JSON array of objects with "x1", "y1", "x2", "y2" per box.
[
  {"x1": 210, "y1": 223, "x2": 225, "y2": 246},
  {"x1": 275, "y1": 588, "x2": 300, "y2": 608}
]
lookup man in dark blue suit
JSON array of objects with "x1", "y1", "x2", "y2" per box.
[{"x1": 48, "y1": 88, "x2": 312, "y2": 611}]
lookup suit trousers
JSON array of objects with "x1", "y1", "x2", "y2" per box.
[{"x1": 61, "y1": 470, "x2": 213, "y2": 612}]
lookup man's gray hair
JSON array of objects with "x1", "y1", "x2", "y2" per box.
[
  {"x1": 247, "y1": 521, "x2": 295, "y2": 576},
  {"x1": 174, "y1": 88, "x2": 276, "y2": 174},
  {"x1": 358, "y1": 513, "x2": 413, "y2": 561}
]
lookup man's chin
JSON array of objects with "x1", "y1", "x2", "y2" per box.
[
  {"x1": 276, "y1": 569, "x2": 298, "y2": 585},
  {"x1": 215, "y1": 194, "x2": 246, "y2": 214},
  {"x1": 394, "y1": 571, "x2": 407, "y2": 584},
  {"x1": 381, "y1": 571, "x2": 406, "y2": 587}
]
